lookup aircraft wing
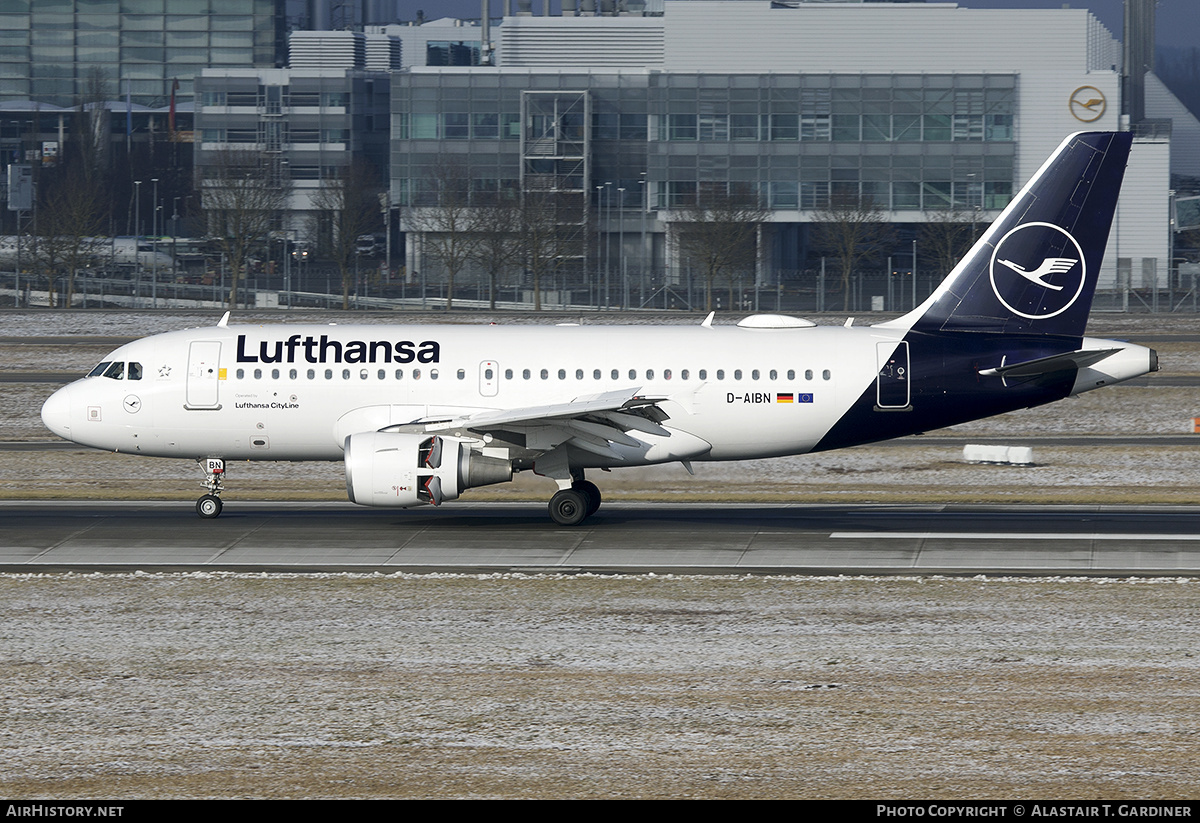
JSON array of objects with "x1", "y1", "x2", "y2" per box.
[{"x1": 387, "y1": 388, "x2": 674, "y2": 458}]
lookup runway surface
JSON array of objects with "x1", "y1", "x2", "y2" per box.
[{"x1": 3, "y1": 500, "x2": 1200, "y2": 575}]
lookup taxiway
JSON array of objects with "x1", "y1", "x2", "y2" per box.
[{"x1": 3, "y1": 501, "x2": 1199, "y2": 575}]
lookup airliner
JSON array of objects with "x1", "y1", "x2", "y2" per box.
[{"x1": 40, "y1": 132, "x2": 1157, "y2": 525}]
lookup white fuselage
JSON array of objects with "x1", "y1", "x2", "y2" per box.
[{"x1": 41, "y1": 321, "x2": 907, "y2": 466}]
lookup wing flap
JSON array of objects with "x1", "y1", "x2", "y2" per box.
[
  {"x1": 421, "y1": 388, "x2": 667, "y2": 433},
  {"x1": 979, "y1": 348, "x2": 1121, "y2": 378}
]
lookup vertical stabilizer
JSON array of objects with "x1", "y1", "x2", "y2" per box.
[{"x1": 880, "y1": 131, "x2": 1132, "y2": 338}]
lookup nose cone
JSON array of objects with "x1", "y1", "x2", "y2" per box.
[{"x1": 41, "y1": 385, "x2": 73, "y2": 440}]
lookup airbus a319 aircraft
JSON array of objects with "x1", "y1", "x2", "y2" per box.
[{"x1": 41, "y1": 131, "x2": 1157, "y2": 525}]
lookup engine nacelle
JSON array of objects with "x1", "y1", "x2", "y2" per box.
[{"x1": 344, "y1": 431, "x2": 512, "y2": 508}]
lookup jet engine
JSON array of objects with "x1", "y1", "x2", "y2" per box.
[{"x1": 344, "y1": 431, "x2": 512, "y2": 508}]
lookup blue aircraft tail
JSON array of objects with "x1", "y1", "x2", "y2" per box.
[{"x1": 881, "y1": 131, "x2": 1132, "y2": 339}]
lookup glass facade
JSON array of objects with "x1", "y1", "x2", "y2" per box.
[
  {"x1": 391, "y1": 71, "x2": 650, "y2": 210},
  {"x1": 0, "y1": 0, "x2": 284, "y2": 107},
  {"x1": 390, "y1": 70, "x2": 1015, "y2": 214},
  {"x1": 648, "y1": 73, "x2": 1015, "y2": 211},
  {"x1": 195, "y1": 70, "x2": 392, "y2": 187}
]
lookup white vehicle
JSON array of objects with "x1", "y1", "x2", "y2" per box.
[{"x1": 41, "y1": 132, "x2": 1157, "y2": 525}]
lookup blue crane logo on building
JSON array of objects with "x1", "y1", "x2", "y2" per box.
[{"x1": 988, "y1": 222, "x2": 1086, "y2": 320}]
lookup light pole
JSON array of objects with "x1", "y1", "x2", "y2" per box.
[
  {"x1": 618, "y1": 186, "x2": 626, "y2": 308},
  {"x1": 171, "y1": 196, "x2": 180, "y2": 283},
  {"x1": 639, "y1": 172, "x2": 647, "y2": 308},
  {"x1": 595, "y1": 185, "x2": 604, "y2": 308},
  {"x1": 604, "y1": 181, "x2": 612, "y2": 308},
  {"x1": 151, "y1": 178, "x2": 159, "y2": 308},
  {"x1": 133, "y1": 180, "x2": 142, "y2": 305}
]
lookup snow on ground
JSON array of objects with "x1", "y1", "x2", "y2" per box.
[{"x1": 0, "y1": 573, "x2": 1197, "y2": 798}]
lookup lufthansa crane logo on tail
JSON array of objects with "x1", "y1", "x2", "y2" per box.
[
  {"x1": 996, "y1": 256, "x2": 1075, "y2": 291},
  {"x1": 989, "y1": 222, "x2": 1086, "y2": 320}
]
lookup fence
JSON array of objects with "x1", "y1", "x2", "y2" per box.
[{"x1": 3, "y1": 265, "x2": 1198, "y2": 314}]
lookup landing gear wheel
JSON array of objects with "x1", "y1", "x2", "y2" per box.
[
  {"x1": 548, "y1": 489, "x2": 589, "y2": 526},
  {"x1": 196, "y1": 494, "x2": 223, "y2": 519},
  {"x1": 573, "y1": 480, "x2": 602, "y2": 516}
]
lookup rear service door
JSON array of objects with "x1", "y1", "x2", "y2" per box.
[{"x1": 875, "y1": 341, "x2": 910, "y2": 410}]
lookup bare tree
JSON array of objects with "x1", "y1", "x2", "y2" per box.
[
  {"x1": 519, "y1": 188, "x2": 584, "y2": 311},
  {"x1": 811, "y1": 192, "x2": 894, "y2": 312},
  {"x1": 309, "y1": 161, "x2": 383, "y2": 310},
  {"x1": 199, "y1": 149, "x2": 289, "y2": 308},
  {"x1": 406, "y1": 158, "x2": 479, "y2": 310},
  {"x1": 670, "y1": 183, "x2": 768, "y2": 312},
  {"x1": 31, "y1": 73, "x2": 112, "y2": 307},
  {"x1": 471, "y1": 194, "x2": 522, "y2": 310},
  {"x1": 35, "y1": 169, "x2": 106, "y2": 307},
  {"x1": 918, "y1": 207, "x2": 978, "y2": 278}
]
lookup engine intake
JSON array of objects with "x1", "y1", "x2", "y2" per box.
[{"x1": 344, "y1": 431, "x2": 512, "y2": 508}]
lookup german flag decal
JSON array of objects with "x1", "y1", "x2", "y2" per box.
[{"x1": 777, "y1": 393, "x2": 793, "y2": 403}]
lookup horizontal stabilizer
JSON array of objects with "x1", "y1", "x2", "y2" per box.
[{"x1": 978, "y1": 348, "x2": 1121, "y2": 378}]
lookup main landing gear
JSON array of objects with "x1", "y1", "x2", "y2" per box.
[
  {"x1": 196, "y1": 458, "x2": 225, "y2": 519},
  {"x1": 548, "y1": 478, "x2": 602, "y2": 527}
]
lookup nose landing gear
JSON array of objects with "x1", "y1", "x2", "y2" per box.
[{"x1": 196, "y1": 458, "x2": 225, "y2": 519}]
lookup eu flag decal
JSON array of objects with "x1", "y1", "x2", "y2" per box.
[{"x1": 798, "y1": 393, "x2": 814, "y2": 403}]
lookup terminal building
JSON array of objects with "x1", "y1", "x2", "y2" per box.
[
  {"x1": 184, "y1": 1, "x2": 1199, "y2": 306},
  {"x1": 383, "y1": 0, "x2": 1196, "y2": 304}
]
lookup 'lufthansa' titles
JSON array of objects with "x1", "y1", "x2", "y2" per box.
[{"x1": 235, "y1": 334, "x2": 441, "y2": 365}]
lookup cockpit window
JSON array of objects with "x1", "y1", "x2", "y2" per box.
[{"x1": 89, "y1": 361, "x2": 141, "y2": 380}]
